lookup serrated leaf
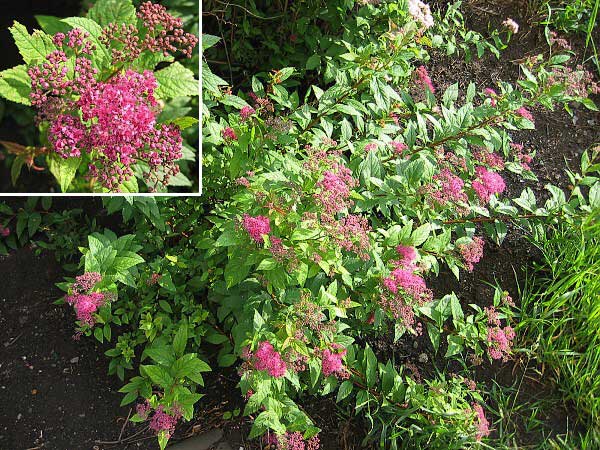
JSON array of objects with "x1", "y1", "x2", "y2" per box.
[
  {"x1": 155, "y1": 62, "x2": 199, "y2": 99},
  {"x1": 46, "y1": 153, "x2": 81, "y2": 192},
  {"x1": 87, "y1": 0, "x2": 136, "y2": 27},
  {"x1": 0, "y1": 65, "x2": 31, "y2": 105},
  {"x1": 9, "y1": 22, "x2": 56, "y2": 65}
]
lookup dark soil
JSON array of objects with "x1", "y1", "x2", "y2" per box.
[{"x1": 0, "y1": 247, "x2": 157, "y2": 450}]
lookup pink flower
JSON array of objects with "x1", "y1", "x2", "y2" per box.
[
  {"x1": 0, "y1": 225, "x2": 10, "y2": 237},
  {"x1": 314, "y1": 166, "x2": 357, "y2": 215},
  {"x1": 269, "y1": 236, "x2": 293, "y2": 262},
  {"x1": 474, "y1": 149, "x2": 504, "y2": 170},
  {"x1": 222, "y1": 127, "x2": 238, "y2": 141},
  {"x1": 458, "y1": 236, "x2": 484, "y2": 272},
  {"x1": 240, "y1": 105, "x2": 256, "y2": 121},
  {"x1": 381, "y1": 267, "x2": 432, "y2": 325},
  {"x1": 273, "y1": 432, "x2": 321, "y2": 450},
  {"x1": 487, "y1": 326, "x2": 515, "y2": 360},
  {"x1": 149, "y1": 405, "x2": 182, "y2": 438},
  {"x1": 242, "y1": 214, "x2": 271, "y2": 243},
  {"x1": 502, "y1": 18, "x2": 519, "y2": 34},
  {"x1": 136, "y1": 1, "x2": 198, "y2": 58},
  {"x1": 428, "y1": 169, "x2": 468, "y2": 206},
  {"x1": 472, "y1": 403, "x2": 490, "y2": 440},
  {"x1": 391, "y1": 141, "x2": 407, "y2": 155},
  {"x1": 322, "y1": 346, "x2": 347, "y2": 377},
  {"x1": 254, "y1": 341, "x2": 287, "y2": 377},
  {"x1": 136, "y1": 400, "x2": 151, "y2": 420},
  {"x1": 472, "y1": 167, "x2": 505, "y2": 204},
  {"x1": 65, "y1": 292, "x2": 105, "y2": 326},
  {"x1": 415, "y1": 66, "x2": 435, "y2": 93},
  {"x1": 72, "y1": 272, "x2": 102, "y2": 293},
  {"x1": 515, "y1": 107, "x2": 534, "y2": 123},
  {"x1": 49, "y1": 115, "x2": 87, "y2": 158},
  {"x1": 395, "y1": 245, "x2": 417, "y2": 267},
  {"x1": 364, "y1": 143, "x2": 378, "y2": 152}
]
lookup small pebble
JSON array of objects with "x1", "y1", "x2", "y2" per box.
[
  {"x1": 418, "y1": 353, "x2": 428, "y2": 363},
  {"x1": 70, "y1": 357, "x2": 79, "y2": 364}
]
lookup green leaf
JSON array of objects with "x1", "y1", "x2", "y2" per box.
[
  {"x1": 145, "y1": 346, "x2": 176, "y2": 366},
  {"x1": 47, "y1": 153, "x2": 81, "y2": 193},
  {"x1": 167, "y1": 116, "x2": 199, "y2": 130},
  {"x1": 27, "y1": 213, "x2": 41, "y2": 237},
  {"x1": 445, "y1": 335, "x2": 464, "y2": 358},
  {"x1": 218, "y1": 353, "x2": 237, "y2": 367},
  {"x1": 0, "y1": 65, "x2": 31, "y2": 105},
  {"x1": 410, "y1": 224, "x2": 431, "y2": 246},
  {"x1": 589, "y1": 182, "x2": 600, "y2": 209},
  {"x1": 202, "y1": 34, "x2": 220, "y2": 50},
  {"x1": 9, "y1": 22, "x2": 56, "y2": 65},
  {"x1": 173, "y1": 324, "x2": 188, "y2": 358},
  {"x1": 364, "y1": 346, "x2": 377, "y2": 388},
  {"x1": 336, "y1": 380, "x2": 353, "y2": 403},
  {"x1": 35, "y1": 15, "x2": 71, "y2": 35},
  {"x1": 11, "y1": 157, "x2": 25, "y2": 186},
  {"x1": 142, "y1": 365, "x2": 173, "y2": 387},
  {"x1": 155, "y1": 62, "x2": 199, "y2": 99},
  {"x1": 87, "y1": 0, "x2": 136, "y2": 27}
]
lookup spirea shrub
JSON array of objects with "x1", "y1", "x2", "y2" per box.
[
  {"x1": 39, "y1": 0, "x2": 599, "y2": 449},
  {"x1": 0, "y1": 0, "x2": 199, "y2": 192}
]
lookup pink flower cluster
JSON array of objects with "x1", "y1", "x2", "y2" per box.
[
  {"x1": 222, "y1": 127, "x2": 238, "y2": 141},
  {"x1": 408, "y1": 0, "x2": 434, "y2": 29},
  {"x1": 254, "y1": 341, "x2": 287, "y2": 378},
  {"x1": 0, "y1": 224, "x2": 10, "y2": 237},
  {"x1": 381, "y1": 246, "x2": 432, "y2": 327},
  {"x1": 428, "y1": 168, "x2": 468, "y2": 207},
  {"x1": 415, "y1": 66, "x2": 435, "y2": 93},
  {"x1": 46, "y1": 69, "x2": 183, "y2": 190},
  {"x1": 269, "y1": 432, "x2": 320, "y2": 450},
  {"x1": 101, "y1": 1, "x2": 198, "y2": 61},
  {"x1": 321, "y1": 344, "x2": 348, "y2": 378},
  {"x1": 473, "y1": 149, "x2": 505, "y2": 170},
  {"x1": 65, "y1": 272, "x2": 105, "y2": 326},
  {"x1": 510, "y1": 143, "x2": 533, "y2": 171},
  {"x1": 364, "y1": 142, "x2": 378, "y2": 153},
  {"x1": 515, "y1": 107, "x2": 534, "y2": 124},
  {"x1": 149, "y1": 404, "x2": 182, "y2": 438},
  {"x1": 65, "y1": 292, "x2": 105, "y2": 326},
  {"x1": 472, "y1": 403, "x2": 490, "y2": 440},
  {"x1": 314, "y1": 165, "x2": 357, "y2": 215},
  {"x1": 390, "y1": 141, "x2": 408, "y2": 155},
  {"x1": 472, "y1": 167, "x2": 506, "y2": 204},
  {"x1": 326, "y1": 214, "x2": 371, "y2": 261},
  {"x1": 547, "y1": 64, "x2": 600, "y2": 98},
  {"x1": 487, "y1": 326, "x2": 515, "y2": 361},
  {"x1": 457, "y1": 236, "x2": 484, "y2": 272},
  {"x1": 240, "y1": 105, "x2": 256, "y2": 121},
  {"x1": 384, "y1": 268, "x2": 431, "y2": 301},
  {"x1": 242, "y1": 214, "x2": 271, "y2": 243},
  {"x1": 483, "y1": 88, "x2": 498, "y2": 106},
  {"x1": 29, "y1": 29, "x2": 98, "y2": 121}
]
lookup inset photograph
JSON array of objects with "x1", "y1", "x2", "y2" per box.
[{"x1": 0, "y1": 0, "x2": 200, "y2": 193}]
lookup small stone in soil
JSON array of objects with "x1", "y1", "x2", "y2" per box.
[
  {"x1": 418, "y1": 353, "x2": 429, "y2": 363},
  {"x1": 70, "y1": 357, "x2": 79, "y2": 363}
]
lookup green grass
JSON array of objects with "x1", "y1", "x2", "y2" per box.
[{"x1": 518, "y1": 210, "x2": 600, "y2": 433}]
